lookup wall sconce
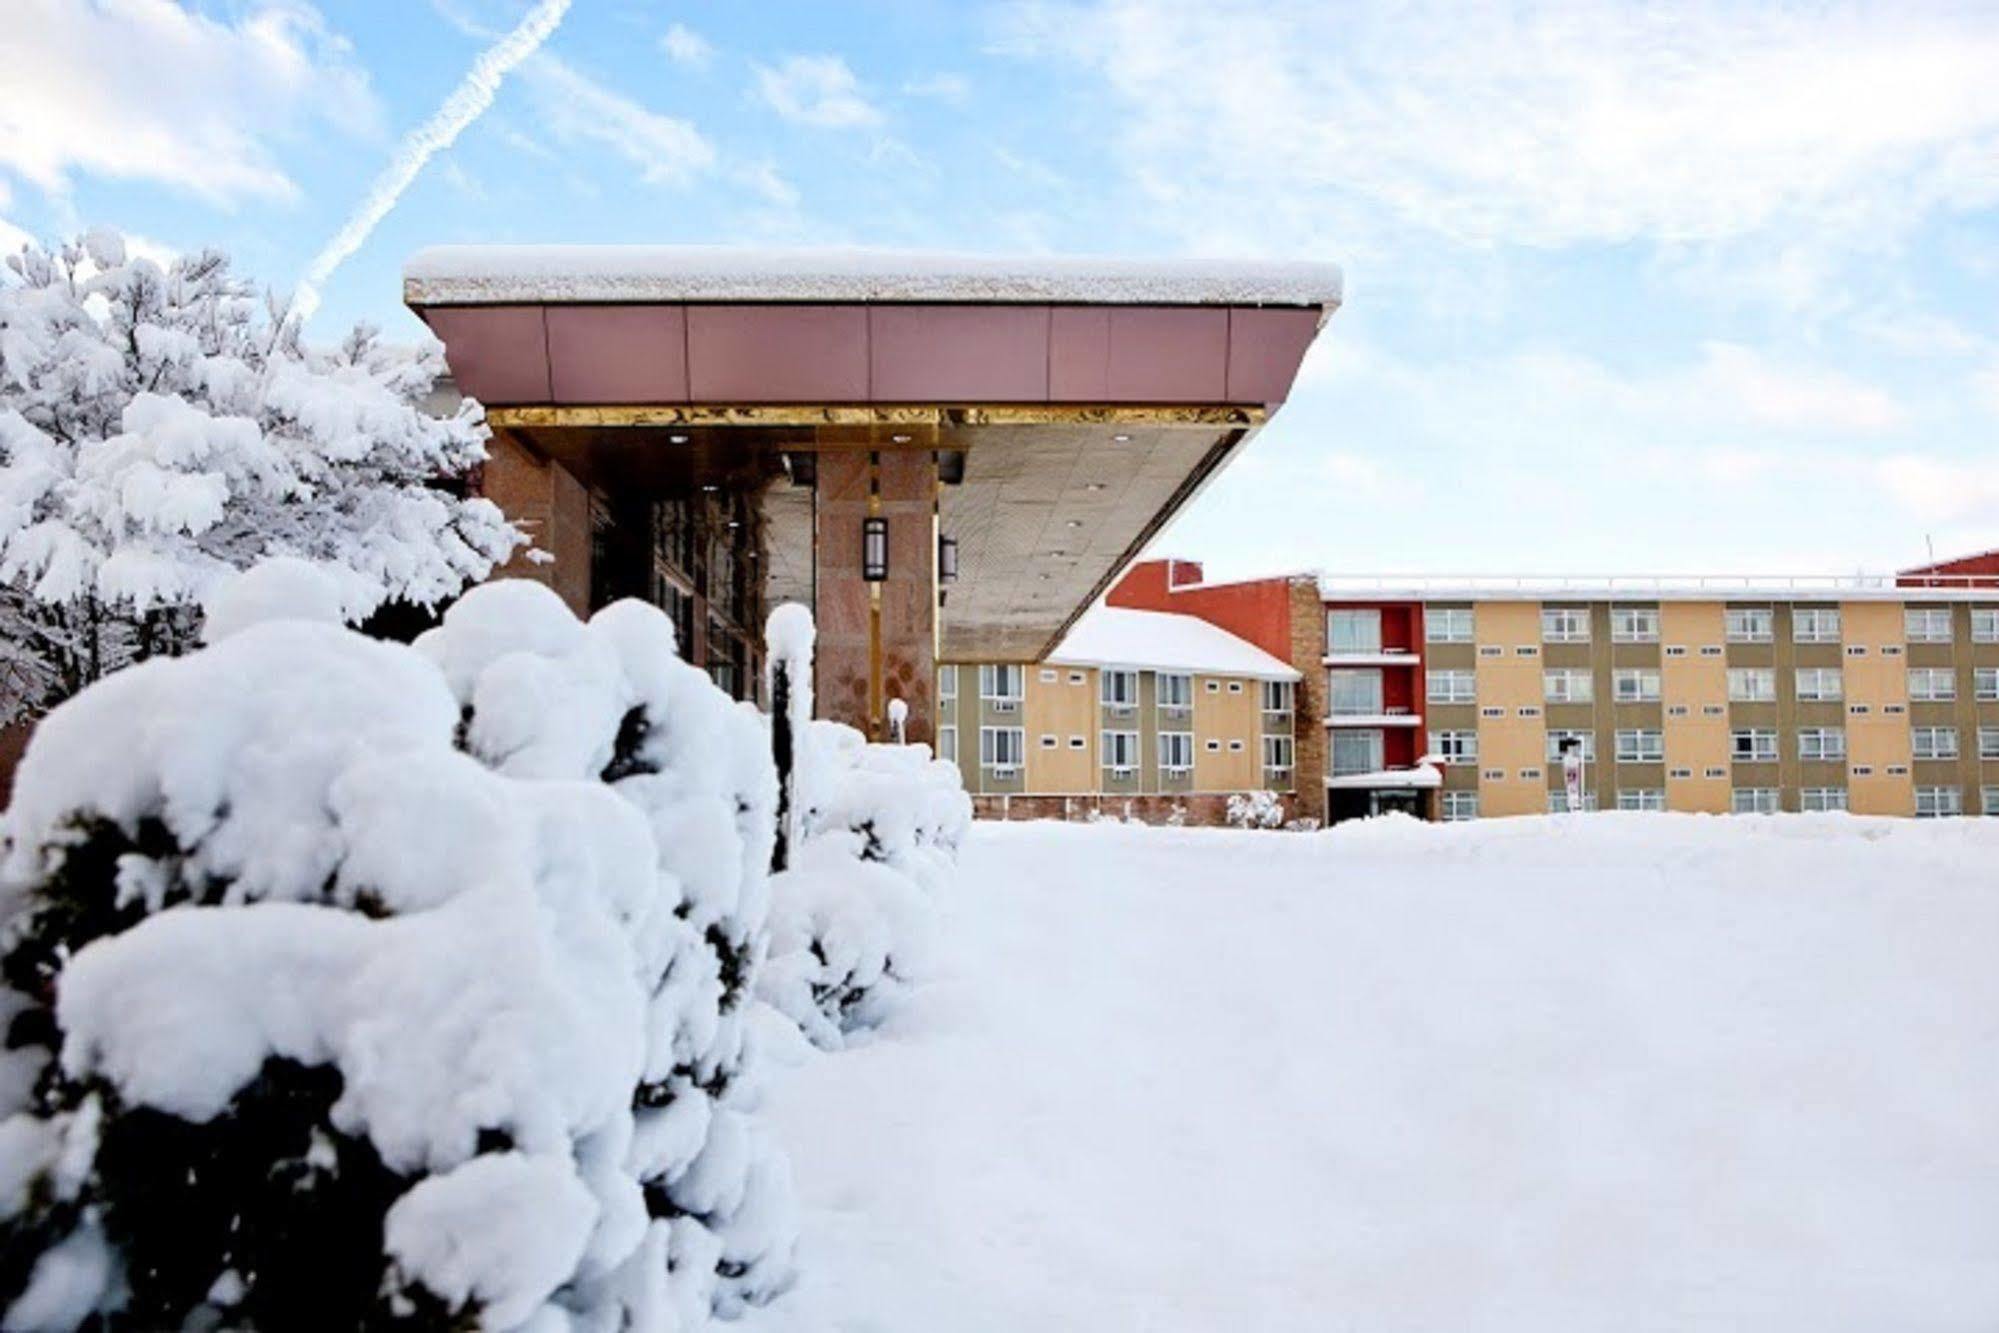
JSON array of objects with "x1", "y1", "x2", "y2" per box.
[
  {"x1": 938, "y1": 535, "x2": 959, "y2": 583},
  {"x1": 863, "y1": 516, "x2": 888, "y2": 582}
]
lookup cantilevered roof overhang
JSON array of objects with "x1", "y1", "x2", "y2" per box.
[{"x1": 403, "y1": 246, "x2": 1342, "y2": 661}]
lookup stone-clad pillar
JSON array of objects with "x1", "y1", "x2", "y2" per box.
[
  {"x1": 1287, "y1": 576, "x2": 1328, "y2": 824},
  {"x1": 814, "y1": 449, "x2": 938, "y2": 744},
  {"x1": 478, "y1": 430, "x2": 591, "y2": 616}
]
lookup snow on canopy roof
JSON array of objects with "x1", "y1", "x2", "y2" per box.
[
  {"x1": 1046, "y1": 607, "x2": 1299, "y2": 681},
  {"x1": 403, "y1": 245, "x2": 1344, "y2": 309}
]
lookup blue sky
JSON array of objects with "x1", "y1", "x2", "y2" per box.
[{"x1": 6, "y1": 0, "x2": 1999, "y2": 580}]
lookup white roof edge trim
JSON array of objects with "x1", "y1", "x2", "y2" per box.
[
  {"x1": 1045, "y1": 607, "x2": 1300, "y2": 681},
  {"x1": 404, "y1": 245, "x2": 1344, "y2": 309}
]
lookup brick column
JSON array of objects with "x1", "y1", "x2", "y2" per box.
[
  {"x1": 1287, "y1": 576, "x2": 1328, "y2": 823},
  {"x1": 814, "y1": 450, "x2": 938, "y2": 744},
  {"x1": 479, "y1": 430, "x2": 591, "y2": 616}
]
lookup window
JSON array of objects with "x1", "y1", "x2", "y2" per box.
[
  {"x1": 1427, "y1": 608, "x2": 1473, "y2": 643},
  {"x1": 1800, "y1": 787, "x2": 1847, "y2": 813},
  {"x1": 1916, "y1": 786, "x2": 1963, "y2": 818},
  {"x1": 1101, "y1": 670, "x2": 1139, "y2": 707},
  {"x1": 1205, "y1": 739, "x2": 1220, "y2": 751},
  {"x1": 1227, "y1": 681, "x2": 1244, "y2": 694},
  {"x1": 1548, "y1": 790, "x2": 1600, "y2": 813},
  {"x1": 1726, "y1": 608, "x2": 1774, "y2": 643},
  {"x1": 1429, "y1": 669, "x2": 1477, "y2": 704},
  {"x1": 1981, "y1": 727, "x2": 1999, "y2": 761},
  {"x1": 1442, "y1": 790, "x2": 1479, "y2": 821},
  {"x1": 979, "y1": 726, "x2": 1024, "y2": 772},
  {"x1": 1068, "y1": 670, "x2": 1086, "y2": 685},
  {"x1": 1518, "y1": 705, "x2": 1542, "y2": 718},
  {"x1": 1039, "y1": 667, "x2": 1058, "y2": 683},
  {"x1": 1978, "y1": 667, "x2": 1999, "y2": 701},
  {"x1": 1794, "y1": 608, "x2": 1841, "y2": 643},
  {"x1": 1610, "y1": 607, "x2": 1660, "y2": 643},
  {"x1": 937, "y1": 725, "x2": 957, "y2": 763},
  {"x1": 1331, "y1": 729, "x2": 1384, "y2": 776},
  {"x1": 1795, "y1": 667, "x2": 1843, "y2": 702},
  {"x1": 1515, "y1": 645, "x2": 1540, "y2": 657},
  {"x1": 1101, "y1": 730, "x2": 1141, "y2": 773},
  {"x1": 1615, "y1": 729, "x2": 1664, "y2": 763},
  {"x1": 1519, "y1": 767, "x2": 1543, "y2": 781},
  {"x1": 1262, "y1": 734, "x2": 1294, "y2": 774},
  {"x1": 1158, "y1": 673, "x2": 1193, "y2": 708},
  {"x1": 1664, "y1": 645, "x2": 1688, "y2": 658},
  {"x1": 1727, "y1": 667, "x2": 1776, "y2": 702},
  {"x1": 1913, "y1": 726, "x2": 1959, "y2": 761},
  {"x1": 938, "y1": 664, "x2": 958, "y2": 701},
  {"x1": 1730, "y1": 729, "x2": 1779, "y2": 763},
  {"x1": 1612, "y1": 668, "x2": 1661, "y2": 703},
  {"x1": 1261, "y1": 680, "x2": 1294, "y2": 714},
  {"x1": 979, "y1": 664, "x2": 1024, "y2": 704},
  {"x1": 1615, "y1": 789, "x2": 1663, "y2": 812},
  {"x1": 1798, "y1": 728, "x2": 1845, "y2": 762},
  {"x1": 1228, "y1": 738, "x2": 1246, "y2": 752},
  {"x1": 1699, "y1": 645, "x2": 1724, "y2": 658},
  {"x1": 1542, "y1": 606, "x2": 1590, "y2": 643},
  {"x1": 1846, "y1": 645, "x2": 1868, "y2": 658},
  {"x1": 1040, "y1": 734, "x2": 1058, "y2": 748},
  {"x1": 1909, "y1": 668, "x2": 1956, "y2": 702},
  {"x1": 1972, "y1": 609, "x2": 1999, "y2": 644},
  {"x1": 1905, "y1": 607, "x2": 1953, "y2": 643},
  {"x1": 1430, "y1": 730, "x2": 1478, "y2": 765},
  {"x1": 1544, "y1": 668, "x2": 1594, "y2": 704},
  {"x1": 1327, "y1": 669, "x2": 1384, "y2": 717},
  {"x1": 1068, "y1": 736, "x2": 1086, "y2": 749},
  {"x1": 1159, "y1": 732, "x2": 1194, "y2": 772},
  {"x1": 1546, "y1": 730, "x2": 1597, "y2": 762},
  {"x1": 1984, "y1": 786, "x2": 1999, "y2": 816},
  {"x1": 1732, "y1": 787, "x2": 1781, "y2": 815},
  {"x1": 1205, "y1": 680, "x2": 1220, "y2": 694},
  {"x1": 1327, "y1": 608, "x2": 1383, "y2": 655}
]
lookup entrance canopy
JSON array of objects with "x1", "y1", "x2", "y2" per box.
[{"x1": 404, "y1": 246, "x2": 1341, "y2": 663}]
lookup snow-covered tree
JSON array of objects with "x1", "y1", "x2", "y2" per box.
[
  {"x1": 0, "y1": 229, "x2": 519, "y2": 727},
  {"x1": 1226, "y1": 789, "x2": 1286, "y2": 830}
]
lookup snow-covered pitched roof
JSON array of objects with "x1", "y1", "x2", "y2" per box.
[
  {"x1": 1046, "y1": 607, "x2": 1299, "y2": 680},
  {"x1": 403, "y1": 245, "x2": 1344, "y2": 309}
]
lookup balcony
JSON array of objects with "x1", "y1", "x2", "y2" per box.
[
  {"x1": 1321, "y1": 647, "x2": 1421, "y2": 667},
  {"x1": 1324, "y1": 707, "x2": 1423, "y2": 728}
]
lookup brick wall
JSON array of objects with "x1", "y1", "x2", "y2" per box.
[{"x1": 1287, "y1": 576, "x2": 1328, "y2": 824}]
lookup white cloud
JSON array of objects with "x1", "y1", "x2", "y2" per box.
[
  {"x1": 904, "y1": 72, "x2": 971, "y2": 104},
  {"x1": 1876, "y1": 454, "x2": 1999, "y2": 526},
  {"x1": 0, "y1": 0, "x2": 379, "y2": 205},
  {"x1": 754, "y1": 55, "x2": 884, "y2": 129},
  {"x1": 525, "y1": 56, "x2": 716, "y2": 185},
  {"x1": 661, "y1": 22, "x2": 713, "y2": 69}
]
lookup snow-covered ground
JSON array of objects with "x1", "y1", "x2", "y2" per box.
[{"x1": 745, "y1": 813, "x2": 1999, "y2": 1332}]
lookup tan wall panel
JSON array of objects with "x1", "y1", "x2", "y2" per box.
[
  {"x1": 1474, "y1": 602, "x2": 1549, "y2": 816},
  {"x1": 1194, "y1": 674, "x2": 1260, "y2": 789},
  {"x1": 1024, "y1": 666, "x2": 1098, "y2": 792},
  {"x1": 1842, "y1": 602, "x2": 1914, "y2": 816},
  {"x1": 1661, "y1": 602, "x2": 1731, "y2": 813}
]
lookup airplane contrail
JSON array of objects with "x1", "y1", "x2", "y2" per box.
[{"x1": 291, "y1": 0, "x2": 573, "y2": 323}]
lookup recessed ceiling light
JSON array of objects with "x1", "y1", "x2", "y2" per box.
[
  {"x1": 890, "y1": 433, "x2": 912, "y2": 444},
  {"x1": 1112, "y1": 433, "x2": 1131, "y2": 443},
  {"x1": 1066, "y1": 519, "x2": 1083, "y2": 528},
  {"x1": 1085, "y1": 483, "x2": 1106, "y2": 492},
  {"x1": 701, "y1": 484, "x2": 719, "y2": 493},
  {"x1": 668, "y1": 434, "x2": 690, "y2": 444},
  {"x1": 1049, "y1": 550, "x2": 1066, "y2": 558}
]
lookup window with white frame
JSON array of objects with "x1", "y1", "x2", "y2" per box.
[
  {"x1": 1228, "y1": 738, "x2": 1246, "y2": 752},
  {"x1": 1427, "y1": 608, "x2": 1473, "y2": 643},
  {"x1": 1981, "y1": 727, "x2": 1999, "y2": 761},
  {"x1": 1261, "y1": 680, "x2": 1294, "y2": 714},
  {"x1": 1978, "y1": 667, "x2": 1999, "y2": 701},
  {"x1": 1327, "y1": 608, "x2": 1382, "y2": 655},
  {"x1": 1794, "y1": 608, "x2": 1841, "y2": 643},
  {"x1": 1610, "y1": 607, "x2": 1660, "y2": 643},
  {"x1": 1544, "y1": 668, "x2": 1594, "y2": 704},
  {"x1": 1795, "y1": 667, "x2": 1843, "y2": 702},
  {"x1": 937, "y1": 725, "x2": 957, "y2": 763},
  {"x1": 1442, "y1": 790, "x2": 1479, "y2": 821},
  {"x1": 1542, "y1": 606, "x2": 1590, "y2": 643},
  {"x1": 938, "y1": 664, "x2": 958, "y2": 701},
  {"x1": 1327, "y1": 668, "x2": 1384, "y2": 716},
  {"x1": 1618, "y1": 788, "x2": 1667, "y2": 812},
  {"x1": 1612, "y1": 668, "x2": 1661, "y2": 703},
  {"x1": 1546, "y1": 730, "x2": 1596, "y2": 762},
  {"x1": 1262, "y1": 734, "x2": 1294, "y2": 775},
  {"x1": 1228, "y1": 681, "x2": 1244, "y2": 694},
  {"x1": 1615, "y1": 729, "x2": 1664, "y2": 763},
  {"x1": 1429, "y1": 730, "x2": 1478, "y2": 765},
  {"x1": 1548, "y1": 790, "x2": 1600, "y2": 813},
  {"x1": 1916, "y1": 786, "x2": 1963, "y2": 818},
  {"x1": 1158, "y1": 732, "x2": 1194, "y2": 773},
  {"x1": 1984, "y1": 786, "x2": 1999, "y2": 816},
  {"x1": 1158, "y1": 672, "x2": 1193, "y2": 708},
  {"x1": 1429, "y1": 669, "x2": 1477, "y2": 704},
  {"x1": 1727, "y1": 667, "x2": 1776, "y2": 702},
  {"x1": 1732, "y1": 787, "x2": 1781, "y2": 815},
  {"x1": 979, "y1": 663, "x2": 1024, "y2": 704},
  {"x1": 1801, "y1": 787, "x2": 1847, "y2": 813},
  {"x1": 1101, "y1": 670, "x2": 1140, "y2": 708},
  {"x1": 1726, "y1": 608, "x2": 1774, "y2": 643},
  {"x1": 1731, "y1": 728, "x2": 1779, "y2": 763},
  {"x1": 1909, "y1": 667, "x2": 1956, "y2": 702},
  {"x1": 979, "y1": 726, "x2": 1025, "y2": 772},
  {"x1": 1798, "y1": 727, "x2": 1845, "y2": 762},
  {"x1": 1101, "y1": 730, "x2": 1141, "y2": 773},
  {"x1": 1068, "y1": 671, "x2": 1086, "y2": 685},
  {"x1": 1973, "y1": 609, "x2": 1999, "y2": 643},
  {"x1": 1040, "y1": 734, "x2": 1057, "y2": 748},
  {"x1": 1330, "y1": 729, "x2": 1384, "y2": 776},
  {"x1": 1906, "y1": 607, "x2": 1954, "y2": 643},
  {"x1": 1913, "y1": 726, "x2": 1960, "y2": 761}
]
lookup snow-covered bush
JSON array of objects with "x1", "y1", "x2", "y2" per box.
[
  {"x1": 756, "y1": 608, "x2": 971, "y2": 1049},
  {"x1": 0, "y1": 229, "x2": 518, "y2": 728},
  {"x1": 1226, "y1": 789, "x2": 1286, "y2": 830},
  {"x1": 0, "y1": 570, "x2": 791, "y2": 1330}
]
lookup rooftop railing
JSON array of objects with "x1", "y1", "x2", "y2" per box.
[{"x1": 1317, "y1": 572, "x2": 1999, "y2": 597}]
